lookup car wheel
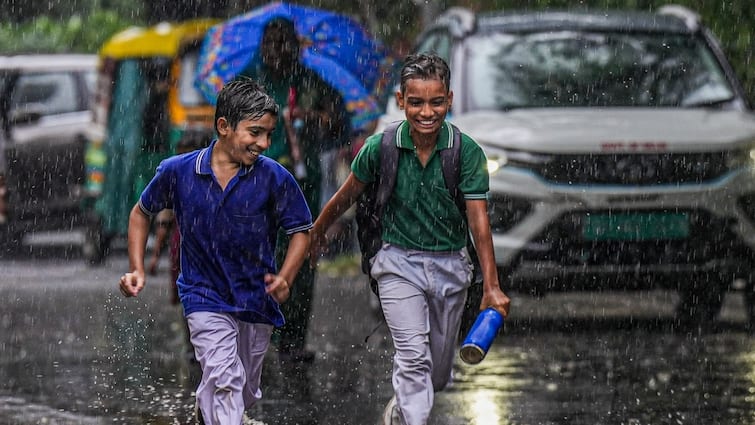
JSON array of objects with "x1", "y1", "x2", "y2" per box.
[
  {"x1": 675, "y1": 272, "x2": 726, "y2": 332},
  {"x1": 82, "y1": 213, "x2": 110, "y2": 266}
]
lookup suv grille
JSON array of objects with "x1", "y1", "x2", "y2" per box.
[
  {"x1": 522, "y1": 209, "x2": 752, "y2": 267},
  {"x1": 529, "y1": 152, "x2": 734, "y2": 185},
  {"x1": 488, "y1": 195, "x2": 532, "y2": 233}
]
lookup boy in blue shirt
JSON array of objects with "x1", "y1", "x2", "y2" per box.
[{"x1": 119, "y1": 77, "x2": 312, "y2": 424}]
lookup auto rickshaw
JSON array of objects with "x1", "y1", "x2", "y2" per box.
[{"x1": 82, "y1": 19, "x2": 218, "y2": 264}]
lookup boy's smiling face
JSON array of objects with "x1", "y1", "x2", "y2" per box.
[
  {"x1": 216, "y1": 113, "x2": 276, "y2": 167},
  {"x1": 396, "y1": 77, "x2": 453, "y2": 139}
]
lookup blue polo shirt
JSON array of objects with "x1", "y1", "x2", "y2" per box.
[{"x1": 138, "y1": 141, "x2": 312, "y2": 326}]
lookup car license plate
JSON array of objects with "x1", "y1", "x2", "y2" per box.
[{"x1": 582, "y1": 212, "x2": 689, "y2": 241}]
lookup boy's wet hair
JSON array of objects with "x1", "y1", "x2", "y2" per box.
[
  {"x1": 214, "y1": 77, "x2": 279, "y2": 132},
  {"x1": 399, "y1": 53, "x2": 451, "y2": 94}
]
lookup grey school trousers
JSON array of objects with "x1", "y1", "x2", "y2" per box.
[
  {"x1": 371, "y1": 243, "x2": 473, "y2": 425},
  {"x1": 186, "y1": 312, "x2": 273, "y2": 425}
]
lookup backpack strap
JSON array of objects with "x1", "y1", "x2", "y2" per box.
[
  {"x1": 375, "y1": 121, "x2": 402, "y2": 217},
  {"x1": 439, "y1": 123, "x2": 464, "y2": 213}
]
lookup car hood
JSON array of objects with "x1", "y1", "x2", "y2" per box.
[{"x1": 451, "y1": 108, "x2": 755, "y2": 153}]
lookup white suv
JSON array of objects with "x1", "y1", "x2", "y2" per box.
[
  {"x1": 381, "y1": 6, "x2": 755, "y2": 327},
  {"x1": 0, "y1": 54, "x2": 97, "y2": 251}
]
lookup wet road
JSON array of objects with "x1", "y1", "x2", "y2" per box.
[{"x1": 3, "y1": 243, "x2": 755, "y2": 424}]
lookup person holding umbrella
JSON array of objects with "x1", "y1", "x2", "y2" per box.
[
  {"x1": 195, "y1": 2, "x2": 389, "y2": 365},
  {"x1": 240, "y1": 17, "x2": 351, "y2": 363}
]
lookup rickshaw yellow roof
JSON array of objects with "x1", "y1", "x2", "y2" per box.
[{"x1": 99, "y1": 19, "x2": 220, "y2": 59}]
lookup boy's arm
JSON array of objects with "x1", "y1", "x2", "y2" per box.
[
  {"x1": 119, "y1": 204, "x2": 151, "y2": 297},
  {"x1": 265, "y1": 231, "x2": 310, "y2": 303},
  {"x1": 310, "y1": 172, "x2": 367, "y2": 262},
  {"x1": 465, "y1": 199, "x2": 511, "y2": 318}
]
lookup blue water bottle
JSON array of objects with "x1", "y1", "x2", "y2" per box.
[{"x1": 460, "y1": 308, "x2": 504, "y2": 364}]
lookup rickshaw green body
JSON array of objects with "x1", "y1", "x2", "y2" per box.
[{"x1": 83, "y1": 19, "x2": 218, "y2": 263}]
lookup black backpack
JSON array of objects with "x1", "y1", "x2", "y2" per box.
[{"x1": 355, "y1": 121, "x2": 482, "y2": 294}]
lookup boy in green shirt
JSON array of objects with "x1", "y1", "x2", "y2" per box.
[{"x1": 310, "y1": 53, "x2": 510, "y2": 425}]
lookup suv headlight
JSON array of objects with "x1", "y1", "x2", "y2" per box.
[
  {"x1": 487, "y1": 156, "x2": 507, "y2": 175},
  {"x1": 724, "y1": 146, "x2": 755, "y2": 169},
  {"x1": 484, "y1": 147, "x2": 554, "y2": 176},
  {"x1": 483, "y1": 146, "x2": 509, "y2": 175}
]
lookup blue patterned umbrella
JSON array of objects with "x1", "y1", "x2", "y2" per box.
[{"x1": 196, "y1": 1, "x2": 393, "y2": 132}]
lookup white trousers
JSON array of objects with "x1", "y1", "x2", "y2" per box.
[
  {"x1": 186, "y1": 312, "x2": 273, "y2": 425},
  {"x1": 371, "y1": 244, "x2": 472, "y2": 425}
]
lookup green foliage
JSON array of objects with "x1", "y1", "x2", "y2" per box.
[{"x1": 0, "y1": 10, "x2": 139, "y2": 54}]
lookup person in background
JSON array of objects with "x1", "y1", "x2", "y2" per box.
[
  {"x1": 118, "y1": 77, "x2": 312, "y2": 424},
  {"x1": 242, "y1": 17, "x2": 350, "y2": 363},
  {"x1": 310, "y1": 53, "x2": 510, "y2": 425}
]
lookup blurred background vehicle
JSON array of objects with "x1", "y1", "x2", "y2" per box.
[
  {"x1": 377, "y1": 5, "x2": 755, "y2": 329},
  {"x1": 82, "y1": 19, "x2": 218, "y2": 264},
  {"x1": 0, "y1": 54, "x2": 97, "y2": 252}
]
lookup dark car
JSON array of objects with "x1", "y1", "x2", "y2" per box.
[
  {"x1": 378, "y1": 5, "x2": 755, "y2": 327},
  {"x1": 0, "y1": 54, "x2": 97, "y2": 251}
]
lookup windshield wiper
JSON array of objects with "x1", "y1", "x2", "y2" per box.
[{"x1": 683, "y1": 96, "x2": 736, "y2": 108}]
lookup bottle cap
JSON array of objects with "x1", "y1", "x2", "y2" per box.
[{"x1": 460, "y1": 343, "x2": 485, "y2": 365}]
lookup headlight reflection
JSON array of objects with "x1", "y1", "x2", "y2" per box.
[{"x1": 469, "y1": 389, "x2": 502, "y2": 424}]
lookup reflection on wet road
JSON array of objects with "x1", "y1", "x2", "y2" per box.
[{"x1": 2, "y1": 250, "x2": 755, "y2": 424}]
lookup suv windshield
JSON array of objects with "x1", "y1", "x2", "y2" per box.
[{"x1": 466, "y1": 31, "x2": 735, "y2": 110}]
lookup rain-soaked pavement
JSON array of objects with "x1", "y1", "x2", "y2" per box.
[{"x1": 3, "y1": 239, "x2": 755, "y2": 424}]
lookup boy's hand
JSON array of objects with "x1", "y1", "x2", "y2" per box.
[
  {"x1": 481, "y1": 286, "x2": 511, "y2": 318},
  {"x1": 308, "y1": 230, "x2": 328, "y2": 268},
  {"x1": 265, "y1": 273, "x2": 290, "y2": 303},
  {"x1": 119, "y1": 270, "x2": 145, "y2": 297}
]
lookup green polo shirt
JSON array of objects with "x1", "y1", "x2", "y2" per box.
[{"x1": 352, "y1": 120, "x2": 489, "y2": 251}]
